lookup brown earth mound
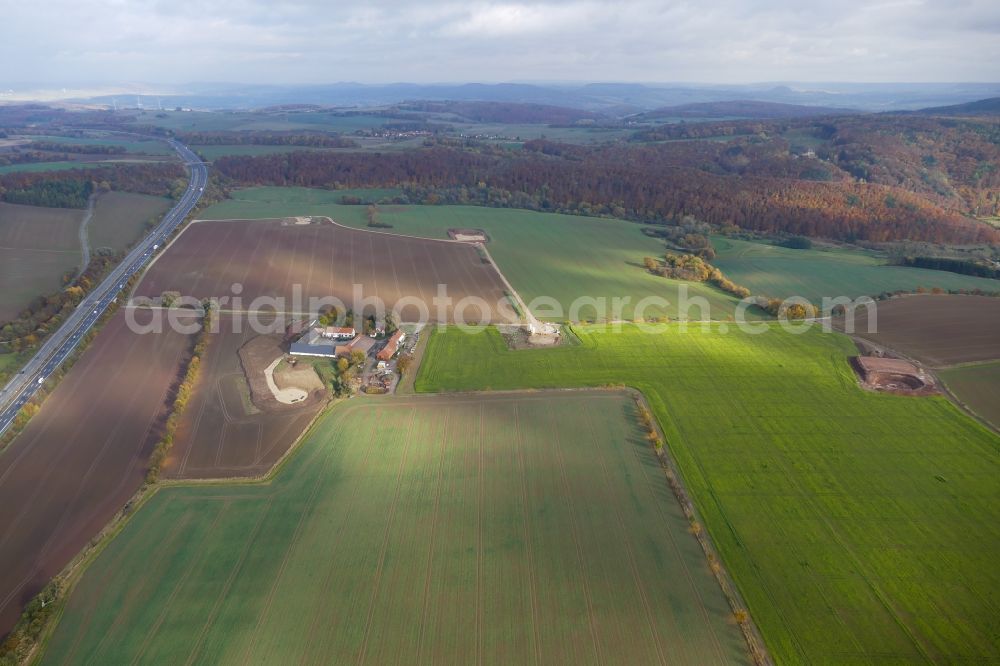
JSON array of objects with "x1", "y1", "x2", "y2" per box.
[{"x1": 851, "y1": 356, "x2": 938, "y2": 395}]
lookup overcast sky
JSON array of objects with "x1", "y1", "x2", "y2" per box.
[{"x1": 3, "y1": 0, "x2": 998, "y2": 85}]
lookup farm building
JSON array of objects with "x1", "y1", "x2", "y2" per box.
[
  {"x1": 289, "y1": 342, "x2": 337, "y2": 358},
  {"x1": 319, "y1": 326, "x2": 356, "y2": 340},
  {"x1": 290, "y1": 324, "x2": 358, "y2": 358},
  {"x1": 376, "y1": 330, "x2": 406, "y2": 362}
]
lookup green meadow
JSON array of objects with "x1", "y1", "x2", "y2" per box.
[
  {"x1": 712, "y1": 235, "x2": 999, "y2": 301},
  {"x1": 415, "y1": 324, "x2": 1000, "y2": 663}
]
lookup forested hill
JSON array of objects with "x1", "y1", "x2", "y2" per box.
[
  {"x1": 913, "y1": 97, "x2": 1000, "y2": 116},
  {"x1": 214, "y1": 115, "x2": 999, "y2": 245},
  {"x1": 631, "y1": 100, "x2": 856, "y2": 120}
]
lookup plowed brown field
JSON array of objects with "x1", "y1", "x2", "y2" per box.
[
  {"x1": 0, "y1": 313, "x2": 190, "y2": 634},
  {"x1": 166, "y1": 316, "x2": 325, "y2": 479},
  {"x1": 844, "y1": 294, "x2": 1000, "y2": 366},
  {"x1": 135, "y1": 219, "x2": 513, "y2": 323}
]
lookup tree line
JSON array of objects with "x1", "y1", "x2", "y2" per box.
[
  {"x1": 212, "y1": 141, "x2": 997, "y2": 244},
  {"x1": 0, "y1": 163, "x2": 184, "y2": 208}
]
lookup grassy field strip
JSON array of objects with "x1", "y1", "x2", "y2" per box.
[
  {"x1": 40, "y1": 393, "x2": 747, "y2": 664},
  {"x1": 712, "y1": 235, "x2": 999, "y2": 300},
  {"x1": 413, "y1": 325, "x2": 1000, "y2": 663}
]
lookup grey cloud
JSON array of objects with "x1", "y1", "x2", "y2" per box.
[{"x1": 1, "y1": 0, "x2": 997, "y2": 84}]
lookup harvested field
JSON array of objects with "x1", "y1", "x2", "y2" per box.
[
  {"x1": 415, "y1": 325, "x2": 1000, "y2": 663},
  {"x1": 843, "y1": 294, "x2": 1000, "y2": 366},
  {"x1": 167, "y1": 317, "x2": 326, "y2": 479},
  {"x1": 89, "y1": 191, "x2": 171, "y2": 253},
  {"x1": 136, "y1": 218, "x2": 513, "y2": 323},
  {"x1": 40, "y1": 391, "x2": 749, "y2": 665},
  {"x1": 0, "y1": 201, "x2": 83, "y2": 322},
  {"x1": 0, "y1": 313, "x2": 190, "y2": 635}
]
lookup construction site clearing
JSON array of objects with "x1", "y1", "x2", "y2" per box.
[{"x1": 851, "y1": 355, "x2": 938, "y2": 395}]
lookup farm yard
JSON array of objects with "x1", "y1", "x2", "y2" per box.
[
  {"x1": 134, "y1": 218, "x2": 514, "y2": 323},
  {"x1": 167, "y1": 315, "x2": 327, "y2": 479},
  {"x1": 39, "y1": 392, "x2": 749, "y2": 665},
  {"x1": 844, "y1": 294, "x2": 1000, "y2": 366},
  {"x1": 415, "y1": 324, "x2": 1000, "y2": 663},
  {"x1": 0, "y1": 201, "x2": 85, "y2": 322},
  {"x1": 711, "y1": 236, "x2": 1000, "y2": 301},
  {"x1": 201, "y1": 187, "x2": 748, "y2": 321},
  {"x1": 0, "y1": 312, "x2": 191, "y2": 635}
]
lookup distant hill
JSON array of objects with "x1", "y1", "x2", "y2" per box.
[
  {"x1": 914, "y1": 97, "x2": 1000, "y2": 116},
  {"x1": 632, "y1": 100, "x2": 859, "y2": 121},
  {"x1": 394, "y1": 100, "x2": 606, "y2": 125}
]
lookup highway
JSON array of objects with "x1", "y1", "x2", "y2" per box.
[{"x1": 0, "y1": 138, "x2": 207, "y2": 437}]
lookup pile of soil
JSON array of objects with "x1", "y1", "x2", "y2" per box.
[
  {"x1": 850, "y1": 356, "x2": 938, "y2": 396},
  {"x1": 238, "y1": 334, "x2": 327, "y2": 411}
]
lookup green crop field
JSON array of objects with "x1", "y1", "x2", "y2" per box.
[
  {"x1": 415, "y1": 324, "x2": 1000, "y2": 663},
  {"x1": 40, "y1": 393, "x2": 748, "y2": 665},
  {"x1": 712, "y1": 236, "x2": 999, "y2": 301},
  {"x1": 89, "y1": 191, "x2": 171, "y2": 253},
  {"x1": 202, "y1": 187, "x2": 749, "y2": 321},
  {"x1": 939, "y1": 361, "x2": 1000, "y2": 430}
]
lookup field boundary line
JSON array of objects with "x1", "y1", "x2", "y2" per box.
[
  {"x1": 55, "y1": 496, "x2": 177, "y2": 666},
  {"x1": 631, "y1": 389, "x2": 774, "y2": 666},
  {"x1": 581, "y1": 406, "x2": 672, "y2": 665}
]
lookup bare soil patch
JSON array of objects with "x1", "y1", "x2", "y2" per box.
[
  {"x1": 838, "y1": 294, "x2": 1000, "y2": 366},
  {"x1": 850, "y1": 356, "x2": 938, "y2": 395}
]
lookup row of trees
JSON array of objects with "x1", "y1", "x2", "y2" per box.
[
  {"x1": 0, "y1": 251, "x2": 118, "y2": 352},
  {"x1": 146, "y1": 306, "x2": 213, "y2": 483},
  {"x1": 0, "y1": 163, "x2": 184, "y2": 208}
]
